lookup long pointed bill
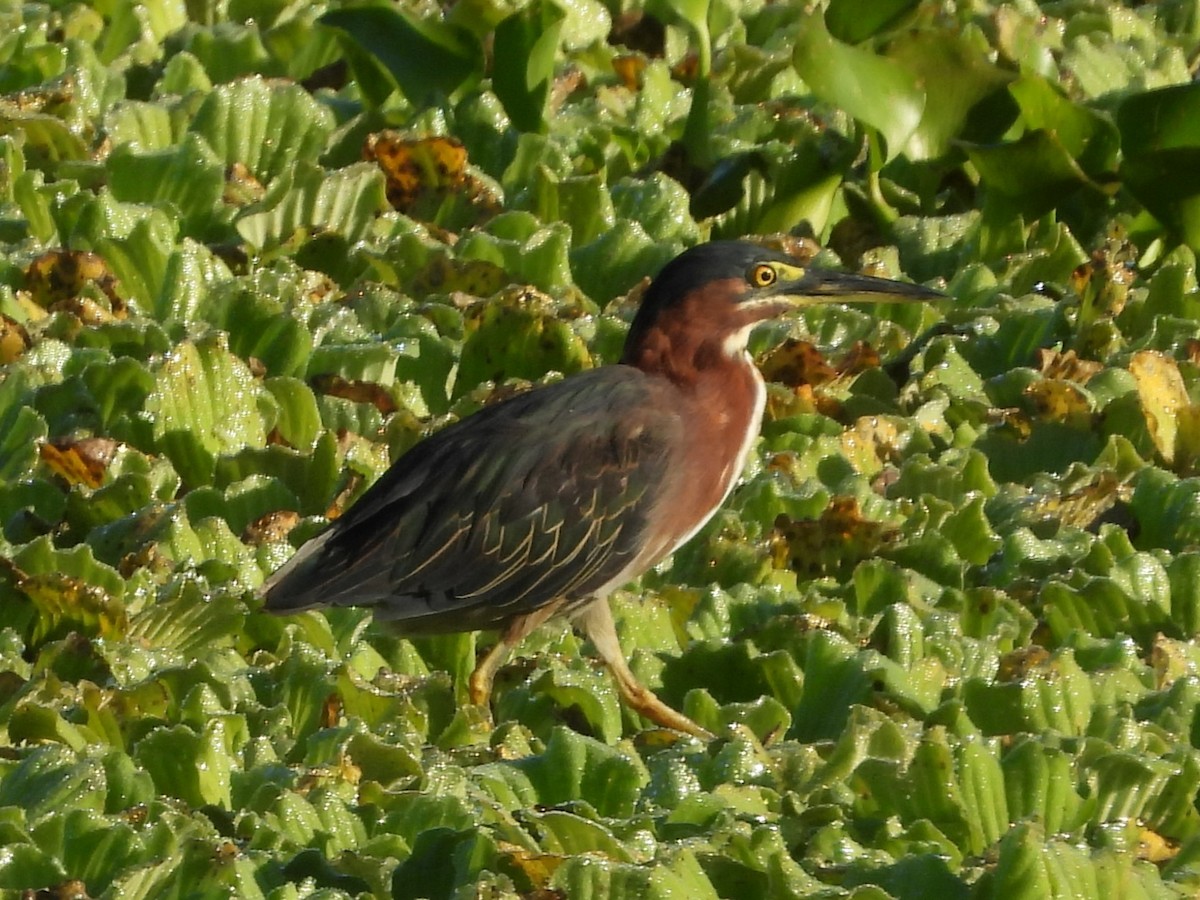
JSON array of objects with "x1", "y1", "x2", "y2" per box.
[{"x1": 780, "y1": 268, "x2": 945, "y2": 304}]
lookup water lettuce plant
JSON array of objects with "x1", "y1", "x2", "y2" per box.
[{"x1": 2, "y1": 0, "x2": 1200, "y2": 897}]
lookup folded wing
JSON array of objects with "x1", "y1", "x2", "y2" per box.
[{"x1": 261, "y1": 368, "x2": 680, "y2": 633}]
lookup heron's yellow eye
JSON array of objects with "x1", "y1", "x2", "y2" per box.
[{"x1": 749, "y1": 264, "x2": 777, "y2": 288}]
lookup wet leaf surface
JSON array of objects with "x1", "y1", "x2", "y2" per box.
[{"x1": 4, "y1": 2, "x2": 1200, "y2": 898}]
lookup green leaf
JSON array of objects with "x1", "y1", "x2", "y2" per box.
[
  {"x1": 493, "y1": 0, "x2": 567, "y2": 134},
  {"x1": 201, "y1": 287, "x2": 313, "y2": 377},
  {"x1": 320, "y1": 5, "x2": 482, "y2": 106},
  {"x1": 156, "y1": 49, "x2": 213, "y2": 95},
  {"x1": 657, "y1": 0, "x2": 710, "y2": 39},
  {"x1": 104, "y1": 100, "x2": 178, "y2": 152},
  {"x1": 511, "y1": 727, "x2": 648, "y2": 818},
  {"x1": 98, "y1": 0, "x2": 188, "y2": 65},
  {"x1": 1090, "y1": 750, "x2": 1181, "y2": 828},
  {"x1": 0, "y1": 745, "x2": 107, "y2": 821},
  {"x1": 0, "y1": 370, "x2": 47, "y2": 481},
  {"x1": 106, "y1": 133, "x2": 225, "y2": 238},
  {"x1": 127, "y1": 581, "x2": 244, "y2": 657},
  {"x1": 528, "y1": 808, "x2": 632, "y2": 858},
  {"x1": 390, "y1": 827, "x2": 496, "y2": 900},
  {"x1": 189, "y1": 76, "x2": 334, "y2": 184},
  {"x1": 957, "y1": 739, "x2": 1009, "y2": 853},
  {"x1": 571, "y1": 221, "x2": 680, "y2": 305},
  {"x1": 963, "y1": 650, "x2": 1095, "y2": 737},
  {"x1": 181, "y1": 22, "x2": 273, "y2": 83},
  {"x1": 263, "y1": 377, "x2": 322, "y2": 449},
  {"x1": 611, "y1": 175, "x2": 699, "y2": 244},
  {"x1": 133, "y1": 719, "x2": 235, "y2": 808},
  {"x1": 792, "y1": 11, "x2": 924, "y2": 162},
  {"x1": 0, "y1": 841, "x2": 67, "y2": 892},
  {"x1": 0, "y1": 110, "x2": 88, "y2": 164},
  {"x1": 1009, "y1": 75, "x2": 1119, "y2": 178},
  {"x1": 886, "y1": 29, "x2": 1013, "y2": 160},
  {"x1": 28, "y1": 809, "x2": 145, "y2": 891},
  {"x1": 825, "y1": 0, "x2": 918, "y2": 43},
  {"x1": 505, "y1": 662, "x2": 624, "y2": 744},
  {"x1": 456, "y1": 214, "x2": 574, "y2": 292},
  {"x1": 552, "y1": 849, "x2": 720, "y2": 900},
  {"x1": 989, "y1": 822, "x2": 1057, "y2": 900},
  {"x1": 453, "y1": 287, "x2": 591, "y2": 397},
  {"x1": 214, "y1": 430, "x2": 340, "y2": 516},
  {"x1": 78, "y1": 358, "x2": 155, "y2": 445},
  {"x1": 1002, "y1": 737, "x2": 1086, "y2": 836},
  {"x1": 964, "y1": 130, "x2": 1101, "y2": 221},
  {"x1": 92, "y1": 210, "x2": 177, "y2": 313},
  {"x1": 13, "y1": 536, "x2": 126, "y2": 600},
  {"x1": 235, "y1": 161, "x2": 387, "y2": 251},
  {"x1": 1042, "y1": 573, "x2": 1171, "y2": 645},
  {"x1": 145, "y1": 333, "x2": 267, "y2": 487},
  {"x1": 12, "y1": 169, "x2": 59, "y2": 243},
  {"x1": 1119, "y1": 83, "x2": 1200, "y2": 251},
  {"x1": 793, "y1": 631, "x2": 873, "y2": 742}
]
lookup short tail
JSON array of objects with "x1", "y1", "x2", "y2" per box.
[{"x1": 259, "y1": 528, "x2": 334, "y2": 613}]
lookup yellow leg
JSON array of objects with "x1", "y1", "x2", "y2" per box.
[
  {"x1": 467, "y1": 638, "x2": 510, "y2": 707},
  {"x1": 576, "y1": 600, "x2": 714, "y2": 740},
  {"x1": 468, "y1": 599, "x2": 566, "y2": 708}
]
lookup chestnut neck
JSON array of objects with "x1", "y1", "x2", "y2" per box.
[{"x1": 620, "y1": 277, "x2": 788, "y2": 387}]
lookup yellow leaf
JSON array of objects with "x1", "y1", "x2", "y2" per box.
[
  {"x1": 0, "y1": 313, "x2": 30, "y2": 363},
  {"x1": 1136, "y1": 825, "x2": 1178, "y2": 863},
  {"x1": 1130, "y1": 350, "x2": 1189, "y2": 465}
]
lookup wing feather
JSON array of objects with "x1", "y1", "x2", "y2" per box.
[{"x1": 261, "y1": 368, "x2": 681, "y2": 633}]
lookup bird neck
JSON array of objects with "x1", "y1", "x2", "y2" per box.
[
  {"x1": 620, "y1": 326, "x2": 768, "y2": 568},
  {"x1": 620, "y1": 281, "x2": 785, "y2": 389},
  {"x1": 619, "y1": 274, "x2": 796, "y2": 388},
  {"x1": 621, "y1": 323, "x2": 758, "y2": 387}
]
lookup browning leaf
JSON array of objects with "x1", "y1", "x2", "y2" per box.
[
  {"x1": 224, "y1": 161, "x2": 266, "y2": 206},
  {"x1": 24, "y1": 249, "x2": 124, "y2": 314},
  {"x1": 1034, "y1": 348, "x2": 1103, "y2": 383},
  {"x1": 1136, "y1": 826, "x2": 1178, "y2": 863},
  {"x1": 310, "y1": 373, "x2": 398, "y2": 415},
  {"x1": 1023, "y1": 379, "x2": 1094, "y2": 427},
  {"x1": 326, "y1": 470, "x2": 365, "y2": 520},
  {"x1": 497, "y1": 843, "x2": 564, "y2": 890},
  {"x1": 1150, "y1": 634, "x2": 1195, "y2": 691},
  {"x1": 608, "y1": 10, "x2": 665, "y2": 56},
  {"x1": 759, "y1": 339, "x2": 837, "y2": 387},
  {"x1": 841, "y1": 415, "x2": 904, "y2": 474},
  {"x1": 38, "y1": 437, "x2": 120, "y2": 488},
  {"x1": 836, "y1": 341, "x2": 882, "y2": 377},
  {"x1": 321, "y1": 691, "x2": 343, "y2": 729},
  {"x1": 611, "y1": 54, "x2": 646, "y2": 91},
  {"x1": 996, "y1": 645, "x2": 1051, "y2": 682},
  {"x1": 770, "y1": 497, "x2": 899, "y2": 578},
  {"x1": 764, "y1": 384, "x2": 820, "y2": 421},
  {"x1": 1024, "y1": 470, "x2": 1126, "y2": 531},
  {"x1": 1070, "y1": 236, "x2": 1137, "y2": 319},
  {"x1": 410, "y1": 254, "x2": 507, "y2": 298},
  {"x1": 364, "y1": 132, "x2": 500, "y2": 223},
  {"x1": 10, "y1": 565, "x2": 127, "y2": 641},
  {"x1": 242, "y1": 509, "x2": 301, "y2": 544}
]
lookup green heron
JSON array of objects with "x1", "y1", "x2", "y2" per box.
[{"x1": 261, "y1": 240, "x2": 941, "y2": 738}]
